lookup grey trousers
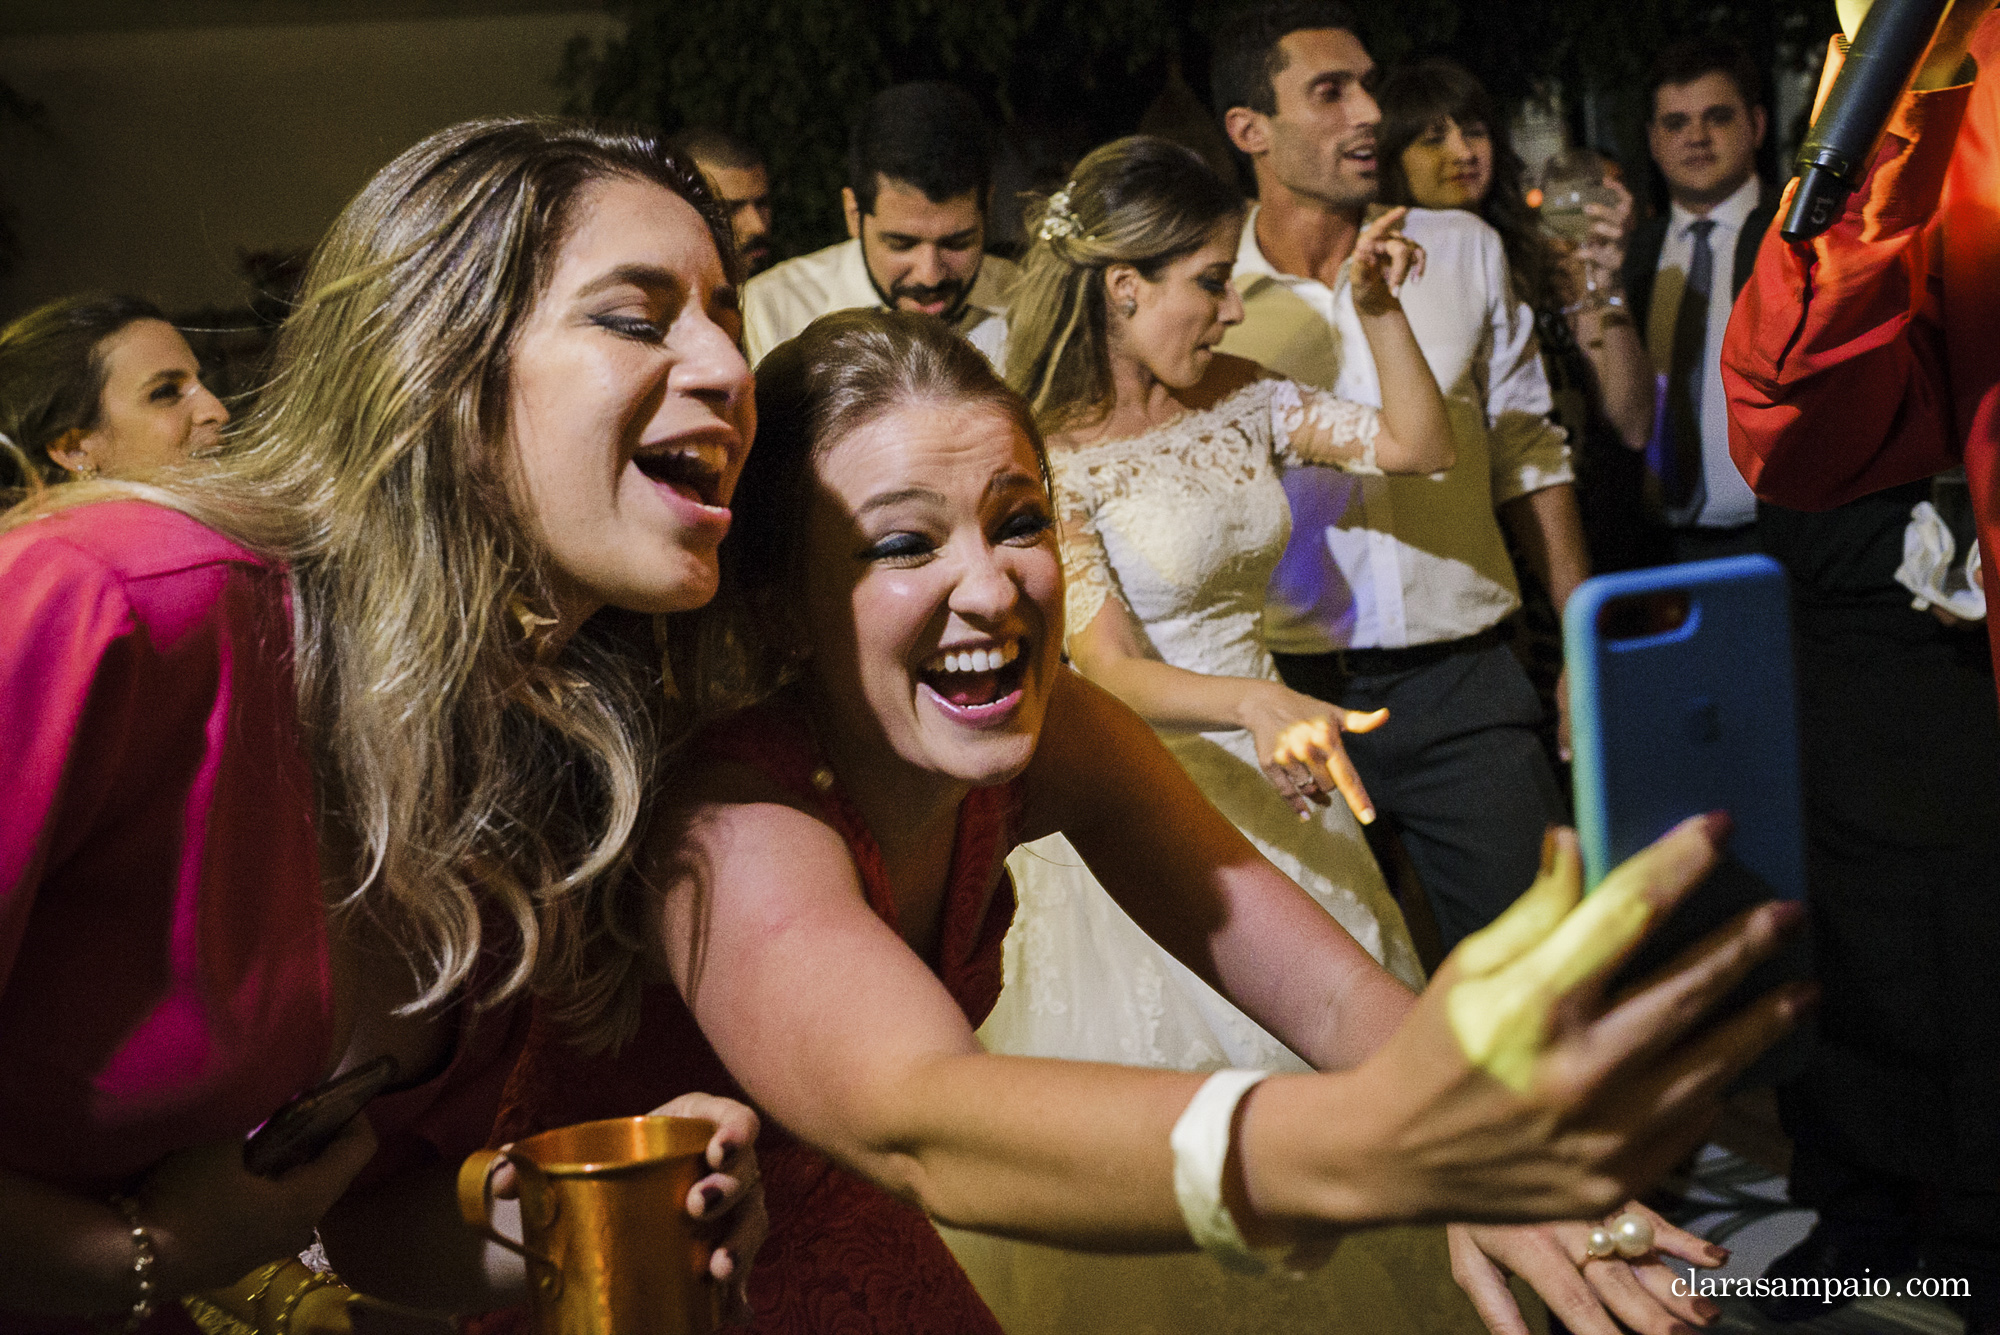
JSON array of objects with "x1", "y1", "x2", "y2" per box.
[{"x1": 1273, "y1": 639, "x2": 1566, "y2": 951}]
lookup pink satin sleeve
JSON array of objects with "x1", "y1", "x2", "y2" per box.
[
  {"x1": 0, "y1": 530, "x2": 137, "y2": 985},
  {"x1": 0, "y1": 503, "x2": 332, "y2": 1193}
]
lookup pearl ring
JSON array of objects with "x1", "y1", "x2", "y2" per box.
[{"x1": 1584, "y1": 1212, "x2": 1655, "y2": 1261}]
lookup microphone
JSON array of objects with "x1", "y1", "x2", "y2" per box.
[{"x1": 1782, "y1": 0, "x2": 1954, "y2": 242}]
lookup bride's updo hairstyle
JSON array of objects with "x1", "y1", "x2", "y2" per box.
[{"x1": 1005, "y1": 135, "x2": 1243, "y2": 431}]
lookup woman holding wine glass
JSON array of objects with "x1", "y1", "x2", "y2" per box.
[{"x1": 1378, "y1": 57, "x2": 1664, "y2": 577}]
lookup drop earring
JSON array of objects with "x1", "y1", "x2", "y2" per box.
[{"x1": 505, "y1": 590, "x2": 561, "y2": 663}]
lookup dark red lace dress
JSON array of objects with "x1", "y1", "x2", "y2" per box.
[{"x1": 480, "y1": 701, "x2": 1019, "y2": 1334}]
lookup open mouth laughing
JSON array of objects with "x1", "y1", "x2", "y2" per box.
[
  {"x1": 634, "y1": 438, "x2": 730, "y2": 507},
  {"x1": 917, "y1": 636, "x2": 1029, "y2": 725}
]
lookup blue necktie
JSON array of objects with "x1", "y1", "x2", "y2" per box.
[{"x1": 1665, "y1": 218, "x2": 1716, "y2": 517}]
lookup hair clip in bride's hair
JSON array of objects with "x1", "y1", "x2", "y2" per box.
[{"x1": 1037, "y1": 186, "x2": 1085, "y2": 242}]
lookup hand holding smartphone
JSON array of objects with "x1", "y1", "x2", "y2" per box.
[
  {"x1": 1565, "y1": 555, "x2": 1804, "y2": 898},
  {"x1": 244, "y1": 1055, "x2": 401, "y2": 1179},
  {"x1": 1564, "y1": 556, "x2": 1812, "y2": 1081}
]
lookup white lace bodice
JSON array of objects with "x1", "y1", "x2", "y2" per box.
[
  {"x1": 969, "y1": 384, "x2": 1434, "y2": 1335},
  {"x1": 1054, "y1": 377, "x2": 1381, "y2": 682}
]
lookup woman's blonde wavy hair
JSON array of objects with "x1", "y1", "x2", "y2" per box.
[
  {"x1": 1005, "y1": 135, "x2": 1245, "y2": 432},
  {"x1": 0, "y1": 117, "x2": 737, "y2": 1038}
]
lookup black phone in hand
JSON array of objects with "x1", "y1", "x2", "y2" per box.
[{"x1": 243, "y1": 1055, "x2": 400, "y2": 1178}]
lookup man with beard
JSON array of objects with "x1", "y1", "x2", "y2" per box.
[
  {"x1": 743, "y1": 81, "x2": 1016, "y2": 367},
  {"x1": 672, "y1": 125, "x2": 777, "y2": 275},
  {"x1": 1214, "y1": 2, "x2": 1581, "y2": 952}
]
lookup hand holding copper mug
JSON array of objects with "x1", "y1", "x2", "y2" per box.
[
  {"x1": 459, "y1": 1115, "x2": 733, "y2": 1335},
  {"x1": 659, "y1": 1091, "x2": 766, "y2": 1323}
]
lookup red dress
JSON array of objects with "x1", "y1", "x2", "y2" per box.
[
  {"x1": 0, "y1": 502, "x2": 332, "y2": 1333},
  {"x1": 1723, "y1": 15, "x2": 2000, "y2": 699},
  {"x1": 483, "y1": 701, "x2": 1019, "y2": 1335},
  {"x1": 354, "y1": 960, "x2": 532, "y2": 1192}
]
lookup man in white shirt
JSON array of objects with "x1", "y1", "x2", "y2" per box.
[
  {"x1": 742, "y1": 82, "x2": 1016, "y2": 367},
  {"x1": 1620, "y1": 38, "x2": 1778, "y2": 562},
  {"x1": 1211, "y1": 24, "x2": 1714, "y2": 1330},
  {"x1": 1213, "y1": 4, "x2": 1580, "y2": 956}
]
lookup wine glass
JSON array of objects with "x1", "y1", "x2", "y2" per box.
[{"x1": 1536, "y1": 149, "x2": 1621, "y2": 245}]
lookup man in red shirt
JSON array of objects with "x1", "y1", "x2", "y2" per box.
[
  {"x1": 1724, "y1": 0, "x2": 1998, "y2": 690},
  {"x1": 1725, "y1": 8, "x2": 1999, "y2": 1328}
]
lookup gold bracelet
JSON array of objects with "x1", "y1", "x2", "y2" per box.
[
  {"x1": 180, "y1": 1258, "x2": 297, "y2": 1335},
  {"x1": 106, "y1": 1195, "x2": 157, "y2": 1332},
  {"x1": 242, "y1": 1261, "x2": 287, "y2": 1312},
  {"x1": 272, "y1": 1272, "x2": 345, "y2": 1335}
]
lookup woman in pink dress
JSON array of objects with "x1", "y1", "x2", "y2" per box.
[
  {"x1": 0, "y1": 118, "x2": 762, "y2": 1333},
  {"x1": 487, "y1": 308, "x2": 1812, "y2": 1335}
]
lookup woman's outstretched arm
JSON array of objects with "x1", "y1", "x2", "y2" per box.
[
  {"x1": 645, "y1": 676, "x2": 1805, "y2": 1251},
  {"x1": 649, "y1": 759, "x2": 1211, "y2": 1249}
]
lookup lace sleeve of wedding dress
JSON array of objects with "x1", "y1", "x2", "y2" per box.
[
  {"x1": 1050, "y1": 456, "x2": 1125, "y2": 651},
  {"x1": 1268, "y1": 378, "x2": 1385, "y2": 475}
]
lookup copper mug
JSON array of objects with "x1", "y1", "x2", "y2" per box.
[{"x1": 458, "y1": 1115, "x2": 719, "y2": 1335}]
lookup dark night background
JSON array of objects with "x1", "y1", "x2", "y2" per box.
[
  {"x1": 563, "y1": 0, "x2": 1837, "y2": 257},
  {"x1": 0, "y1": 0, "x2": 1838, "y2": 364}
]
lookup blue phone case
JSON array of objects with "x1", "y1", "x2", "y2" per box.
[{"x1": 1564, "y1": 555, "x2": 1805, "y2": 899}]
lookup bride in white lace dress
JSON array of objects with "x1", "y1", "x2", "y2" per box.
[{"x1": 941, "y1": 136, "x2": 1493, "y2": 1332}]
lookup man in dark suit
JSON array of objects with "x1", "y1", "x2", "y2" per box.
[{"x1": 1621, "y1": 38, "x2": 1778, "y2": 563}]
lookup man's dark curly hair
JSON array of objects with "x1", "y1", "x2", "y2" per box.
[{"x1": 847, "y1": 81, "x2": 991, "y2": 214}]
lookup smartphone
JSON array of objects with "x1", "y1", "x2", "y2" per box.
[
  {"x1": 1564, "y1": 556, "x2": 1812, "y2": 1079},
  {"x1": 1566, "y1": 555, "x2": 1804, "y2": 896},
  {"x1": 243, "y1": 1054, "x2": 401, "y2": 1178}
]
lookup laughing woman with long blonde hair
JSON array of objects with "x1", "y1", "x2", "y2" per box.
[{"x1": 0, "y1": 118, "x2": 761, "y2": 1332}]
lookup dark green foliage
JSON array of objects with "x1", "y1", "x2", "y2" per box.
[
  {"x1": 562, "y1": 0, "x2": 1186, "y2": 259},
  {"x1": 0, "y1": 79, "x2": 47, "y2": 278},
  {"x1": 565, "y1": 0, "x2": 1840, "y2": 259}
]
